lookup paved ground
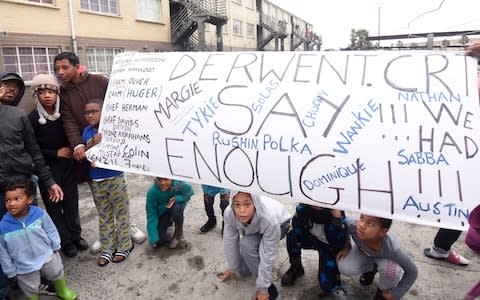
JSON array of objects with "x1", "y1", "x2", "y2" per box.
[{"x1": 13, "y1": 173, "x2": 479, "y2": 299}]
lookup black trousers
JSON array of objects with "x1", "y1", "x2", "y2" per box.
[
  {"x1": 433, "y1": 228, "x2": 462, "y2": 251},
  {"x1": 39, "y1": 159, "x2": 82, "y2": 248}
]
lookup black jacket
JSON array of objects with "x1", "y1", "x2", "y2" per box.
[{"x1": 0, "y1": 72, "x2": 55, "y2": 190}]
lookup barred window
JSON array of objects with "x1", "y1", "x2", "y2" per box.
[
  {"x1": 233, "y1": 19, "x2": 242, "y2": 36},
  {"x1": 86, "y1": 47, "x2": 123, "y2": 74},
  {"x1": 81, "y1": 0, "x2": 119, "y2": 15},
  {"x1": 2, "y1": 47, "x2": 60, "y2": 81},
  {"x1": 137, "y1": 0, "x2": 161, "y2": 22},
  {"x1": 246, "y1": 23, "x2": 255, "y2": 37}
]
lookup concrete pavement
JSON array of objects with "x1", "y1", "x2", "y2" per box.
[{"x1": 15, "y1": 173, "x2": 479, "y2": 299}]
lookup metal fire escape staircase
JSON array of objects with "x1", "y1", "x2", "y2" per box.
[
  {"x1": 291, "y1": 25, "x2": 312, "y2": 51},
  {"x1": 257, "y1": 12, "x2": 288, "y2": 51},
  {"x1": 171, "y1": 0, "x2": 227, "y2": 51}
]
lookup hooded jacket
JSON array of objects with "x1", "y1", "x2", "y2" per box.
[
  {"x1": 0, "y1": 206, "x2": 60, "y2": 278},
  {"x1": 0, "y1": 72, "x2": 25, "y2": 107},
  {"x1": 0, "y1": 72, "x2": 55, "y2": 191},
  {"x1": 59, "y1": 71, "x2": 108, "y2": 148},
  {"x1": 223, "y1": 192, "x2": 291, "y2": 293}
]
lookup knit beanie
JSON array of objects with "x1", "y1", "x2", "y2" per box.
[{"x1": 30, "y1": 74, "x2": 60, "y2": 125}]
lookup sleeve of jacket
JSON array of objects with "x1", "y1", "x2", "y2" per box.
[
  {"x1": 173, "y1": 182, "x2": 193, "y2": 204},
  {"x1": 389, "y1": 241, "x2": 418, "y2": 300},
  {"x1": 27, "y1": 111, "x2": 58, "y2": 160},
  {"x1": 222, "y1": 207, "x2": 241, "y2": 272},
  {"x1": 256, "y1": 220, "x2": 281, "y2": 293},
  {"x1": 22, "y1": 115, "x2": 55, "y2": 188},
  {"x1": 42, "y1": 210, "x2": 61, "y2": 251},
  {"x1": 0, "y1": 236, "x2": 16, "y2": 278},
  {"x1": 59, "y1": 94, "x2": 84, "y2": 148},
  {"x1": 146, "y1": 187, "x2": 160, "y2": 244}
]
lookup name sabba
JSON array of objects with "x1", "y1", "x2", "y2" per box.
[{"x1": 397, "y1": 149, "x2": 448, "y2": 166}]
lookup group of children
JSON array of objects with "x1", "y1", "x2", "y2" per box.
[
  {"x1": 0, "y1": 58, "x2": 478, "y2": 300},
  {"x1": 0, "y1": 70, "x2": 453, "y2": 300}
]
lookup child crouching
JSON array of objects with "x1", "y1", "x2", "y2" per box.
[
  {"x1": 220, "y1": 191, "x2": 291, "y2": 300},
  {"x1": 0, "y1": 179, "x2": 77, "y2": 300}
]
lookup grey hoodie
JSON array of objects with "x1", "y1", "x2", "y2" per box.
[{"x1": 223, "y1": 192, "x2": 291, "y2": 293}]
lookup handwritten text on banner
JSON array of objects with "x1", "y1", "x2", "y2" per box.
[{"x1": 87, "y1": 51, "x2": 479, "y2": 231}]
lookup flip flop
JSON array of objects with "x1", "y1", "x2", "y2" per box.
[
  {"x1": 423, "y1": 248, "x2": 469, "y2": 266},
  {"x1": 97, "y1": 252, "x2": 113, "y2": 267},
  {"x1": 112, "y1": 243, "x2": 134, "y2": 263}
]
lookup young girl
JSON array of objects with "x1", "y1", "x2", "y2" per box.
[
  {"x1": 28, "y1": 74, "x2": 87, "y2": 258},
  {"x1": 146, "y1": 177, "x2": 193, "y2": 249},
  {"x1": 83, "y1": 98, "x2": 133, "y2": 266},
  {"x1": 337, "y1": 214, "x2": 418, "y2": 300},
  {"x1": 0, "y1": 179, "x2": 77, "y2": 300},
  {"x1": 219, "y1": 191, "x2": 291, "y2": 300}
]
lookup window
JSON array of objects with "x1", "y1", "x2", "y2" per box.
[
  {"x1": 86, "y1": 48, "x2": 123, "y2": 74},
  {"x1": 27, "y1": 0, "x2": 54, "y2": 4},
  {"x1": 245, "y1": 0, "x2": 254, "y2": 9},
  {"x1": 233, "y1": 19, "x2": 242, "y2": 36},
  {"x1": 81, "y1": 0, "x2": 119, "y2": 15},
  {"x1": 232, "y1": 0, "x2": 241, "y2": 5},
  {"x1": 246, "y1": 23, "x2": 255, "y2": 37},
  {"x1": 137, "y1": 0, "x2": 161, "y2": 22},
  {"x1": 2, "y1": 47, "x2": 60, "y2": 81}
]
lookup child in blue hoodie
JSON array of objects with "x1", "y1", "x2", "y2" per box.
[{"x1": 0, "y1": 179, "x2": 76, "y2": 300}]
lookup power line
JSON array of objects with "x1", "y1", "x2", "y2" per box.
[{"x1": 407, "y1": 0, "x2": 446, "y2": 28}]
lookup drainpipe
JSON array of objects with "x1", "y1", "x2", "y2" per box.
[{"x1": 68, "y1": 0, "x2": 78, "y2": 54}]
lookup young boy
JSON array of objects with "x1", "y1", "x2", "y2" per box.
[
  {"x1": 337, "y1": 214, "x2": 418, "y2": 300},
  {"x1": 0, "y1": 72, "x2": 63, "y2": 298},
  {"x1": 146, "y1": 177, "x2": 193, "y2": 249},
  {"x1": 199, "y1": 184, "x2": 230, "y2": 233},
  {"x1": 54, "y1": 52, "x2": 145, "y2": 249},
  {"x1": 0, "y1": 179, "x2": 77, "y2": 300},
  {"x1": 281, "y1": 203, "x2": 348, "y2": 295},
  {"x1": 83, "y1": 98, "x2": 133, "y2": 266},
  {"x1": 219, "y1": 191, "x2": 291, "y2": 300},
  {"x1": 28, "y1": 74, "x2": 87, "y2": 258}
]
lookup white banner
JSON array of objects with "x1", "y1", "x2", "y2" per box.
[{"x1": 87, "y1": 50, "x2": 480, "y2": 231}]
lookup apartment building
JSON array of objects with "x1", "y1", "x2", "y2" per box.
[{"x1": 0, "y1": 0, "x2": 316, "y2": 109}]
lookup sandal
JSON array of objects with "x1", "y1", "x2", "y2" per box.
[
  {"x1": 97, "y1": 252, "x2": 113, "y2": 267},
  {"x1": 423, "y1": 248, "x2": 469, "y2": 266},
  {"x1": 112, "y1": 244, "x2": 134, "y2": 263}
]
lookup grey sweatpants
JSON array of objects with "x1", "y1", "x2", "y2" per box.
[
  {"x1": 237, "y1": 221, "x2": 290, "y2": 276},
  {"x1": 338, "y1": 243, "x2": 402, "y2": 290},
  {"x1": 17, "y1": 251, "x2": 64, "y2": 298}
]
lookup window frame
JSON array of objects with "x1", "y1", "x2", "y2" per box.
[
  {"x1": 80, "y1": 0, "x2": 119, "y2": 16},
  {"x1": 246, "y1": 23, "x2": 255, "y2": 38},
  {"x1": 1, "y1": 46, "x2": 60, "y2": 81},
  {"x1": 233, "y1": 19, "x2": 243, "y2": 36},
  {"x1": 136, "y1": 0, "x2": 162, "y2": 23},
  {"x1": 85, "y1": 47, "x2": 124, "y2": 74}
]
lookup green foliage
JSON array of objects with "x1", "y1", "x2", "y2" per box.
[{"x1": 349, "y1": 29, "x2": 372, "y2": 49}]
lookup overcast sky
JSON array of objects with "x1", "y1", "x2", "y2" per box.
[{"x1": 269, "y1": 0, "x2": 480, "y2": 49}]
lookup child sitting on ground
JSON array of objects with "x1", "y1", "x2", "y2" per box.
[
  {"x1": 0, "y1": 179, "x2": 77, "y2": 300},
  {"x1": 281, "y1": 203, "x2": 348, "y2": 295},
  {"x1": 219, "y1": 191, "x2": 291, "y2": 300},
  {"x1": 83, "y1": 98, "x2": 133, "y2": 266},
  {"x1": 337, "y1": 214, "x2": 418, "y2": 300},
  {"x1": 146, "y1": 177, "x2": 193, "y2": 249}
]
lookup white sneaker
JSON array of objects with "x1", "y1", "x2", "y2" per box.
[
  {"x1": 131, "y1": 223, "x2": 146, "y2": 244},
  {"x1": 90, "y1": 239, "x2": 101, "y2": 254}
]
